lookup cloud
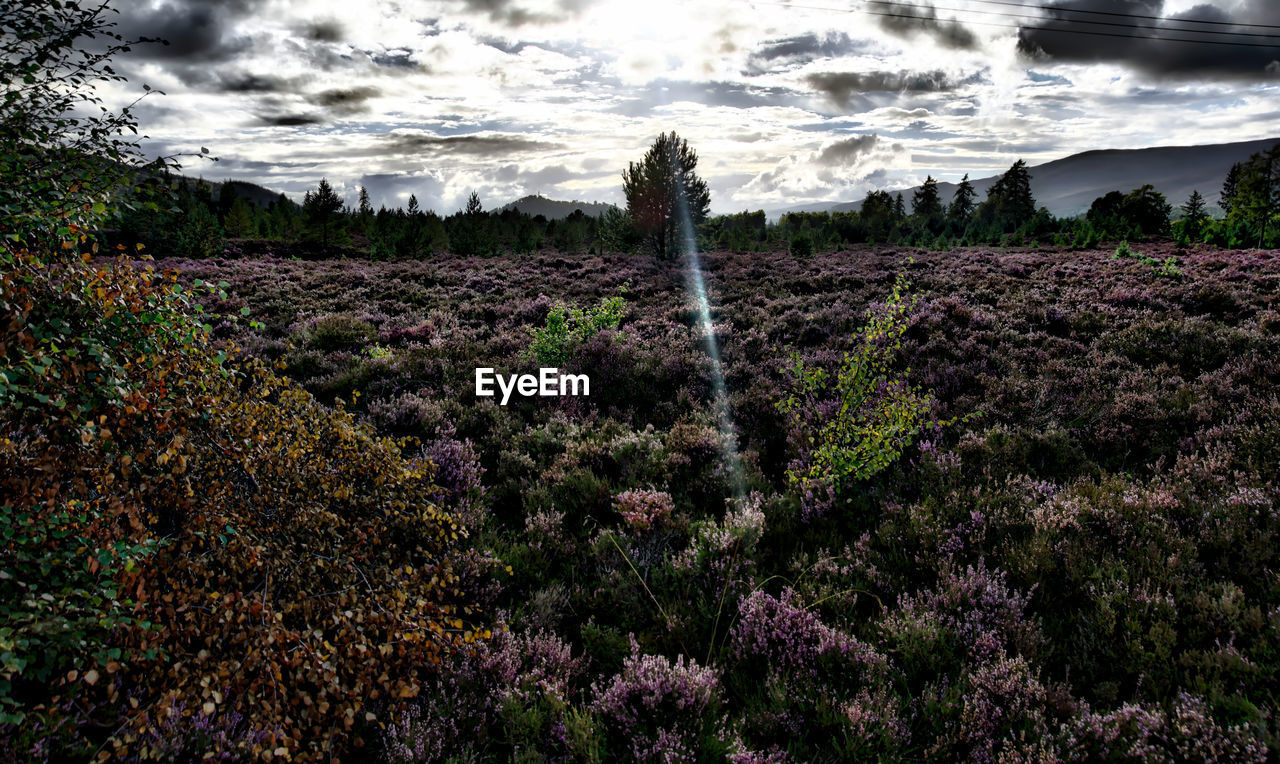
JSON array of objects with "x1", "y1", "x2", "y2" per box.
[
  {"x1": 369, "y1": 49, "x2": 422, "y2": 70},
  {"x1": 743, "y1": 134, "x2": 909, "y2": 201},
  {"x1": 743, "y1": 32, "x2": 866, "y2": 74},
  {"x1": 301, "y1": 20, "x2": 345, "y2": 42},
  {"x1": 607, "y1": 79, "x2": 808, "y2": 116},
  {"x1": 805, "y1": 70, "x2": 957, "y2": 107},
  {"x1": 1017, "y1": 0, "x2": 1280, "y2": 79},
  {"x1": 217, "y1": 73, "x2": 290, "y2": 92},
  {"x1": 308, "y1": 86, "x2": 382, "y2": 115},
  {"x1": 871, "y1": 1, "x2": 978, "y2": 49},
  {"x1": 257, "y1": 114, "x2": 323, "y2": 127},
  {"x1": 816, "y1": 134, "x2": 881, "y2": 165},
  {"x1": 357, "y1": 171, "x2": 449, "y2": 212},
  {"x1": 112, "y1": 0, "x2": 260, "y2": 63},
  {"x1": 375, "y1": 132, "x2": 563, "y2": 158},
  {"x1": 457, "y1": 0, "x2": 595, "y2": 27}
]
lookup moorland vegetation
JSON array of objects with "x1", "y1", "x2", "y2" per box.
[{"x1": 4, "y1": 2, "x2": 1280, "y2": 761}]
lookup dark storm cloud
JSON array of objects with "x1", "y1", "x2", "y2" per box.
[
  {"x1": 743, "y1": 32, "x2": 868, "y2": 74},
  {"x1": 1017, "y1": 0, "x2": 1280, "y2": 79},
  {"x1": 870, "y1": 1, "x2": 978, "y2": 49},
  {"x1": 816, "y1": 134, "x2": 880, "y2": 166},
  {"x1": 805, "y1": 70, "x2": 956, "y2": 108},
  {"x1": 257, "y1": 114, "x2": 323, "y2": 127},
  {"x1": 376, "y1": 133, "x2": 562, "y2": 157},
  {"x1": 458, "y1": 0, "x2": 593, "y2": 27},
  {"x1": 302, "y1": 21, "x2": 345, "y2": 42},
  {"x1": 218, "y1": 73, "x2": 292, "y2": 93},
  {"x1": 308, "y1": 87, "x2": 382, "y2": 115},
  {"x1": 112, "y1": 0, "x2": 260, "y2": 63}
]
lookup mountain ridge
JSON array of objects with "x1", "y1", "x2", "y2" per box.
[
  {"x1": 209, "y1": 137, "x2": 1280, "y2": 221},
  {"x1": 822, "y1": 136, "x2": 1280, "y2": 219}
]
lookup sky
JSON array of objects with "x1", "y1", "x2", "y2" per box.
[{"x1": 97, "y1": 0, "x2": 1280, "y2": 215}]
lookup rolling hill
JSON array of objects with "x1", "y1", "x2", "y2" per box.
[
  {"x1": 499, "y1": 195, "x2": 617, "y2": 219},
  {"x1": 826, "y1": 137, "x2": 1280, "y2": 219}
]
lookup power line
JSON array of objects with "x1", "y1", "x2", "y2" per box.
[
  {"x1": 866, "y1": 0, "x2": 1280, "y2": 39},
  {"x1": 747, "y1": 0, "x2": 1280, "y2": 48},
  {"x1": 957, "y1": 0, "x2": 1280, "y2": 31}
]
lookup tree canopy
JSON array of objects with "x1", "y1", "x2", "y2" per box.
[
  {"x1": 978, "y1": 159, "x2": 1036, "y2": 231},
  {"x1": 622, "y1": 131, "x2": 710, "y2": 259}
]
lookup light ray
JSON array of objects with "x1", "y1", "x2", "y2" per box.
[{"x1": 674, "y1": 188, "x2": 747, "y2": 502}]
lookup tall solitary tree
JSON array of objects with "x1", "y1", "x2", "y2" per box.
[
  {"x1": 1230, "y1": 144, "x2": 1280, "y2": 247},
  {"x1": 1220, "y1": 162, "x2": 1241, "y2": 217},
  {"x1": 622, "y1": 131, "x2": 710, "y2": 259}
]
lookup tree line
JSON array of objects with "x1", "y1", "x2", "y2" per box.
[{"x1": 115, "y1": 138, "x2": 1280, "y2": 260}]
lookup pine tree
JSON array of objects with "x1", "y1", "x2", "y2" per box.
[
  {"x1": 1220, "y1": 163, "x2": 1241, "y2": 216},
  {"x1": 302, "y1": 178, "x2": 344, "y2": 247},
  {"x1": 980, "y1": 160, "x2": 1035, "y2": 231},
  {"x1": 1180, "y1": 190, "x2": 1208, "y2": 242},
  {"x1": 622, "y1": 131, "x2": 710, "y2": 259},
  {"x1": 1224, "y1": 145, "x2": 1280, "y2": 247},
  {"x1": 224, "y1": 197, "x2": 257, "y2": 238},
  {"x1": 948, "y1": 174, "x2": 976, "y2": 226},
  {"x1": 912, "y1": 175, "x2": 944, "y2": 232},
  {"x1": 358, "y1": 186, "x2": 373, "y2": 216}
]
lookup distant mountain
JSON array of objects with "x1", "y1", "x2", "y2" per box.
[
  {"x1": 499, "y1": 195, "x2": 617, "y2": 219},
  {"x1": 177, "y1": 177, "x2": 290, "y2": 208},
  {"x1": 821, "y1": 137, "x2": 1280, "y2": 219},
  {"x1": 211, "y1": 179, "x2": 288, "y2": 208}
]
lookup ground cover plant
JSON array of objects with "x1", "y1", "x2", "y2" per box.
[
  {"x1": 6, "y1": 4, "x2": 1280, "y2": 759},
  {"x1": 136, "y1": 240, "x2": 1280, "y2": 760}
]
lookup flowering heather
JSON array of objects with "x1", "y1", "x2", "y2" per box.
[
  {"x1": 615, "y1": 489, "x2": 675, "y2": 532},
  {"x1": 592, "y1": 638, "x2": 723, "y2": 762},
  {"x1": 729, "y1": 589, "x2": 883, "y2": 678},
  {"x1": 127, "y1": 243, "x2": 1280, "y2": 760}
]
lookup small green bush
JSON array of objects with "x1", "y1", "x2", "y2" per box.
[
  {"x1": 778, "y1": 268, "x2": 947, "y2": 497},
  {"x1": 789, "y1": 232, "x2": 814, "y2": 258},
  {"x1": 528, "y1": 288, "x2": 627, "y2": 366},
  {"x1": 307, "y1": 314, "x2": 377, "y2": 351}
]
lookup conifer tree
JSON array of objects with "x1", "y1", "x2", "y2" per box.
[
  {"x1": 622, "y1": 132, "x2": 710, "y2": 259},
  {"x1": 912, "y1": 175, "x2": 944, "y2": 232},
  {"x1": 1180, "y1": 189, "x2": 1207, "y2": 242},
  {"x1": 949, "y1": 173, "x2": 976, "y2": 225},
  {"x1": 303, "y1": 177, "x2": 343, "y2": 247}
]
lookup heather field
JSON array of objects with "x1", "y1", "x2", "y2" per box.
[{"x1": 150, "y1": 242, "x2": 1280, "y2": 760}]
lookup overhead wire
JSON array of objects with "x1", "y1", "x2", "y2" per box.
[
  {"x1": 952, "y1": 0, "x2": 1280, "y2": 30},
  {"x1": 745, "y1": 0, "x2": 1280, "y2": 48},
  {"x1": 864, "y1": 0, "x2": 1280, "y2": 40}
]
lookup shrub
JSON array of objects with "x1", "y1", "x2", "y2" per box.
[
  {"x1": 615, "y1": 489, "x2": 676, "y2": 532},
  {"x1": 528, "y1": 288, "x2": 628, "y2": 366},
  {"x1": 788, "y1": 232, "x2": 813, "y2": 258},
  {"x1": 306, "y1": 313, "x2": 377, "y2": 351},
  {"x1": 0, "y1": 249, "x2": 492, "y2": 758},
  {"x1": 592, "y1": 638, "x2": 723, "y2": 761},
  {"x1": 777, "y1": 269, "x2": 943, "y2": 497}
]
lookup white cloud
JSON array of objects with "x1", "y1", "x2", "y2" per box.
[{"x1": 93, "y1": 0, "x2": 1280, "y2": 213}]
